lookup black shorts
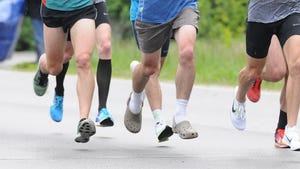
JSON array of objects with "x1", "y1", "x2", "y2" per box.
[
  {"x1": 41, "y1": 5, "x2": 97, "y2": 33},
  {"x1": 66, "y1": 2, "x2": 110, "y2": 41},
  {"x1": 246, "y1": 13, "x2": 300, "y2": 58},
  {"x1": 95, "y1": 2, "x2": 110, "y2": 27}
]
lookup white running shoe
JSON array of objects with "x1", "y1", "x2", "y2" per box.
[
  {"x1": 230, "y1": 87, "x2": 246, "y2": 130},
  {"x1": 130, "y1": 60, "x2": 140, "y2": 72},
  {"x1": 282, "y1": 126, "x2": 300, "y2": 151}
]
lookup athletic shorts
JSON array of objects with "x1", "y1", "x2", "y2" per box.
[
  {"x1": 66, "y1": 2, "x2": 110, "y2": 41},
  {"x1": 131, "y1": 21, "x2": 170, "y2": 57},
  {"x1": 41, "y1": 5, "x2": 97, "y2": 33},
  {"x1": 246, "y1": 13, "x2": 300, "y2": 58},
  {"x1": 95, "y1": 2, "x2": 110, "y2": 27},
  {"x1": 135, "y1": 7, "x2": 199, "y2": 53}
]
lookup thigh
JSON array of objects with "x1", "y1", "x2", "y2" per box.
[
  {"x1": 246, "y1": 22, "x2": 274, "y2": 58},
  {"x1": 283, "y1": 35, "x2": 300, "y2": 70},
  {"x1": 70, "y1": 18, "x2": 96, "y2": 59},
  {"x1": 95, "y1": 23, "x2": 111, "y2": 58},
  {"x1": 280, "y1": 14, "x2": 300, "y2": 70},
  {"x1": 43, "y1": 24, "x2": 66, "y2": 65},
  {"x1": 265, "y1": 35, "x2": 286, "y2": 75},
  {"x1": 173, "y1": 8, "x2": 198, "y2": 53}
]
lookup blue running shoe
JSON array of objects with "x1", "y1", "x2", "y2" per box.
[
  {"x1": 50, "y1": 94, "x2": 64, "y2": 122},
  {"x1": 95, "y1": 108, "x2": 114, "y2": 127}
]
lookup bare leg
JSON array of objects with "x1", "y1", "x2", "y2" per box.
[{"x1": 70, "y1": 19, "x2": 96, "y2": 119}]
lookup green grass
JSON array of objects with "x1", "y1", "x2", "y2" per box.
[{"x1": 13, "y1": 37, "x2": 283, "y2": 91}]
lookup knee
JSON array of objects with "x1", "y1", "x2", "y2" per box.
[
  {"x1": 98, "y1": 41, "x2": 112, "y2": 60},
  {"x1": 48, "y1": 64, "x2": 62, "y2": 76},
  {"x1": 142, "y1": 63, "x2": 158, "y2": 77},
  {"x1": 75, "y1": 53, "x2": 91, "y2": 69},
  {"x1": 269, "y1": 68, "x2": 286, "y2": 82},
  {"x1": 144, "y1": 66, "x2": 157, "y2": 77},
  {"x1": 179, "y1": 46, "x2": 195, "y2": 66},
  {"x1": 240, "y1": 66, "x2": 261, "y2": 82},
  {"x1": 63, "y1": 48, "x2": 73, "y2": 62},
  {"x1": 289, "y1": 59, "x2": 300, "y2": 78}
]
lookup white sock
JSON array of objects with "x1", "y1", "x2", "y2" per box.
[
  {"x1": 152, "y1": 109, "x2": 163, "y2": 124},
  {"x1": 174, "y1": 99, "x2": 188, "y2": 124},
  {"x1": 234, "y1": 97, "x2": 245, "y2": 108},
  {"x1": 129, "y1": 91, "x2": 145, "y2": 114}
]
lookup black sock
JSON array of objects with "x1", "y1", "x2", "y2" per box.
[
  {"x1": 276, "y1": 110, "x2": 287, "y2": 130},
  {"x1": 96, "y1": 59, "x2": 111, "y2": 111},
  {"x1": 55, "y1": 62, "x2": 69, "y2": 96},
  {"x1": 39, "y1": 69, "x2": 49, "y2": 85}
]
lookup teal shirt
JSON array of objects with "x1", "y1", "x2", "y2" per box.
[{"x1": 44, "y1": 0, "x2": 93, "y2": 11}]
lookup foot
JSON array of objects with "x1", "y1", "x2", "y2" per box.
[
  {"x1": 155, "y1": 121, "x2": 173, "y2": 142},
  {"x1": 50, "y1": 93, "x2": 64, "y2": 122},
  {"x1": 95, "y1": 108, "x2": 114, "y2": 127},
  {"x1": 274, "y1": 128, "x2": 289, "y2": 148},
  {"x1": 230, "y1": 87, "x2": 246, "y2": 130},
  {"x1": 124, "y1": 94, "x2": 143, "y2": 133},
  {"x1": 33, "y1": 69, "x2": 48, "y2": 96},
  {"x1": 247, "y1": 77, "x2": 262, "y2": 102},
  {"x1": 282, "y1": 126, "x2": 300, "y2": 151},
  {"x1": 75, "y1": 118, "x2": 96, "y2": 143},
  {"x1": 172, "y1": 119, "x2": 198, "y2": 139}
]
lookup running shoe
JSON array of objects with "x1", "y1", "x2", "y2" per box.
[
  {"x1": 172, "y1": 119, "x2": 198, "y2": 139},
  {"x1": 75, "y1": 119, "x2": 96, "y2": 143},
  {"x1": 50, "y1": 93, "x2": 64, "y2": 122},
  {"x1": 155, "y1": 121, "x2": 173, "y2": 142},
  {"x1": 274, "y1": 128, "x2": 289, "y2": 148},
  {"x1": 247, "y1": 77, "x2": 262, "y2": 103},
  {"x1": 230, "y1": 87, "x2": 246, "y2": 130},
  {"x1": 282, "y1": 126, "x2": 300, "y2": 151},
  {"x1": 33, "y1": 69, "x2": 48, "y2": 96},
  {"x1": 95, "y1": 108, "x2": 114, "y2": 127},
  {"x1": 124, "y1": 93, "x2": 143, "y2": 133}
]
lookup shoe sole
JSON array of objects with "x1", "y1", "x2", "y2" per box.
[
  {"x1": 158, "y1": 126, "x2": 173, "y2": 142},
  {"x1": 75, "y1": 121, "x2": 96, "y2": 143},
  {"x1": 96, "y1": 118, "x2": 114, "y2": 127},
  {"x1": 274, "y1": 143, "x2": 289, "y2": 148}
]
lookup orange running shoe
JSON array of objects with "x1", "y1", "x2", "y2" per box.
[
  {"x1": 274, "y1": 129, "x2": 289, "y2": 148},
  {"x1": 247, "y1": 77, "x2": 262, "y2": 102}
]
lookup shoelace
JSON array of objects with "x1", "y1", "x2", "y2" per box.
[
  {"x1": 54, "y1": 96, "x2": 63, "y2": 107},
  {"x1": 234, "y1": 103, "x2": 246, "y2": 120}
]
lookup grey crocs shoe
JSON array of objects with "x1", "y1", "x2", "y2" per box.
[
  {"x1": 124, "y1": 94, "x2": 142, "y2": 133},
  {"x1": 172, "y1": 120, "x2": 198, "y2": 139}
]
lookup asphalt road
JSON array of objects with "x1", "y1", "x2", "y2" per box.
[{"x1": 0, "y1": 52, "x2": 299, "y2": 169}]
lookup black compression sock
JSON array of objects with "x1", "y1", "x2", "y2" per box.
[
  {"x1": 96, "y1": 59, "x2": 112, "y2": 111},
  {"x1": 55, "y1": 62, "x2": 69, "y2": 96},
  {"x1": 276, "y1": 110, "x2": 287, "y2": 130}
]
